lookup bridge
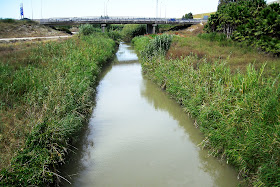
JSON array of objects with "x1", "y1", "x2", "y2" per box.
[{"x1": 36, "y1": 17, "x2": 206, "y2": 34}]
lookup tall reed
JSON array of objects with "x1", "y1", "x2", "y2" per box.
[
  {"x1": 134, "y1": 35, "x2": 280, "y2": 186},
  {"x1": 0, "y1": 34, "x2": 116, "y2": 185}
]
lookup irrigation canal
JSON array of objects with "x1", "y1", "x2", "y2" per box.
[{"x1": 60, "y1": 43, "x2": 239, "y2": 186}]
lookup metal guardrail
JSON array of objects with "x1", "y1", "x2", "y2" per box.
[{"x1": 35, "y1": 17, "x2": 206, "y2": 25}]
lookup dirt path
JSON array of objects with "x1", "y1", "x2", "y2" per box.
[{"x1": 0, "y1": 35, "x2": 72, "y2": 43}]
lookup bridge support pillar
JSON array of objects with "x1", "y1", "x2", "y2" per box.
[
  {"x1": 101, "y1": 24, "x2": 107, "y2": 32},
  {"x1": 147, "y1": 24, "x2": 157, "y2": 34}
]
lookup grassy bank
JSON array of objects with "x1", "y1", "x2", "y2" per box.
[
  {"x1": 133, "y1": 34, "x2": 280, "y2": 186},
  {"x1": 0, "y1": 33, "x2": 116, "y2": 185},
  {"x1": 166, "y1": 32, "x2": 280, "y2": 75}
]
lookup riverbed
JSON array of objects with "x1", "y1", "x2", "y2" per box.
[{"x1": 60, "y1": 42, "x2": 239, "y2": 186}]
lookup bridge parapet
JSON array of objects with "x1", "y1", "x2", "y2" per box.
[{"x1": 36, "y1": 17, "x2": 206, "y2": 26}]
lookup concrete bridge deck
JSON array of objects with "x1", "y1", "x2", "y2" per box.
[
  {"x1": 36, "y1": 17, "x2": 206, "y2": 34},
  {"x1": 36, "y1": 17, "x2": 206, "y2": 26}
]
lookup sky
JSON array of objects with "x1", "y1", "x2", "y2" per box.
[{"x1": 0, "y1": 0, "x2": 276, "y2": 19}]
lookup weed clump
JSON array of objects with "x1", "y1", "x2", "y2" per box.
[{"x1": 133, "y1": 34, "x2": 173, "y2": 58}]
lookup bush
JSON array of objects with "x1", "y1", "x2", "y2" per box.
[
  {"x1": 79, "y1": 24, "x2": 102, "y2": 36},
  {"x1": 205, "y1": 0, "x2": 280, "y2": 55},
  {"x1": 141, "y1": 34, "x2": 173, "y2": 57},
  {"x1": 107, "y1": 29, "x2": 122, "y2": 41},
  {"x1": 121, "y1": 24, "x2": 146, "y2": 42},
  {"x1": 107, "y1": 24, "x2": 124, "y2": 31},
  {"x1": 0, "y1": 18, "x2": 16, "y2": 23}
]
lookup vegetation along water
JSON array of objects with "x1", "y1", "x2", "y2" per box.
[
  {"x1": 1, "y1": 0, "x2": 280, "y2": 184},
  {"x1": 0, "y1": 29, "x2": 116, "y2": 185},
  {"x1": 59, "y1": 42, "x2": 239, "y2": 186},
  {"x1": 132, "y1": 30, "x2": 280, "y2": 186}
]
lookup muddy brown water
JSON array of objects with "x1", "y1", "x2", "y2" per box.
[{"x1": 60, "y1": 43, "x2": 239, "y2": 187}]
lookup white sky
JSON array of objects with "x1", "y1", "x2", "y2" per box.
[{"x1": 0, "y1": 0, "x2": 274, "y2": 19}]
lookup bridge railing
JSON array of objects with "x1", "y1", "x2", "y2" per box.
[{"x1": 37, "y1": 17, "x2": 206, "y2": 25}]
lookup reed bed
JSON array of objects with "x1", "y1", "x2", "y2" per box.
[
  {"x1": 0, "y1": 34, "x2": 116, "y2": 185},
  {"x1": 134, "y1": 35, "x2": 280, "y2": 186}
]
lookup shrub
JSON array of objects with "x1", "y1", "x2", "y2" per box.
[
  {"x1": 79, "y1": 24, "x2": 102, "y2": 36},
  {"x1": 205, "y1": 0, "x2": 280, "y2": 55},
  {"x1": 107, "y1": 29, "x2": 122, "y2": 41},
  {"x1": 121, "y1": 24, "x2": 146, "y2": 42},
  {"x1": 141, "y1": 34, "x2": 173, "y2": 57},
  {"x1": 0, "y1": 18, "x2": 16, "y2": 23}
]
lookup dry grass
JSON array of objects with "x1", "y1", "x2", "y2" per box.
[
  {"x1": 167, "y1": 23, "x2": 205, "y2": 37},
  {"x1": 0, "y1": 20, "x2": 68, "y2": 39},
  {"x1": 193, "y1": 12, "x2": 216, "y2": 19},
  {"x1": 0, "y1": 108, "x2": 30, "y2": 169},
  {"x1": 0, "y1": 37, "x2": 75, "y2": 171},
  {"x1": 0, "y1": 38, "x2": 69, "y2": 68},
  {"x1": 166, "y1": 25, "x2": 280, "y2": 75}
]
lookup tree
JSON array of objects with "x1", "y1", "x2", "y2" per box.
[
  {"x1": 205, "y1": 0, "x2": 280, "y2": 55},
  {"x1": 182, "y1": 12, "x2": 193, "y2": 20},
  {"x1": 218, "y1": 0, "x2": 238, "y2": 9}
]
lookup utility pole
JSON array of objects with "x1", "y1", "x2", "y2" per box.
[
  {"x1": 41, "y1": 0, "x2": 43, "y2": 18},
  {"x1": 165, "y1": 5, "x2": 166, "y2": 19},
  {"x1": 156, "y1": 0, "x2": 158, "y2": 18},
  {"x1": 106, "y1": 0, "x2": 109, "y2": 17},
  {"x1": 31, "y1": 0, "x2": 33, "y2": 19},
  {"x1": 104, "y1": 0, "x2": 109, "y2": 18},
  {"x1": 104, "y1": 2, "x2": 106, "y2": 17},
  {"x1": 160, "y1": 1, "x2": 163, "y2": 18}
]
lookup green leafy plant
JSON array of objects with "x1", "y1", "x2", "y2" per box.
[
  {"x1": 139, "y1": 34, "x2": 173, "y2": 57},
  {"x1": 205, "y1": 0, "x2": 280, "y2": 55},
  {"x1": 121, "y1": 24, "x2": 146, "y2": 42},
  {"x1": 79, "y1": 24, "x2": 102, "y2": 36}
]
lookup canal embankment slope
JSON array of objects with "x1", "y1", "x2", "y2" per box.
[
  {"x1": 133, "y1": 26, "x2": 280, "y2": 186},
  {"x1": 0, "y1": 19, "x2": 70, "y2": 39},
  {"x1": 0, "y1": 26, "x2": 116, "y2": 185}
]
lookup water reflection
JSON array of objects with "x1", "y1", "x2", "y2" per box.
[
  {"x1": 59, "y1": 43, "x2": 238, "y2": 187},
  {"x1": 140, "y1": 78, "x2": 239, "y2": 186},
  {"x1": 116, "y1": 42, "x2": 138, "y2": 62}
]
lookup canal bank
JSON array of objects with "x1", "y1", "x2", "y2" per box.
[
  {"x1": 60, "y1": 43, "x2": 239, "y2": 186},
  {"x1": 133, "y1": 34, "x2": 280, "y2": 186},
  {"x1": 0, "y1": 34, "x2": 116, "y2": 186}
]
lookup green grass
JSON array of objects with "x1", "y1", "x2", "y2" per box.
[
  {"x1": 134, "y1": 35, "x2": 280, "y2": 186},
  {"x1": 0, "y1": 33, "x2": 116, "y2": 185}
]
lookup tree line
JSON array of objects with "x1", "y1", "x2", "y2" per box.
[{"x1": 205, "y1": 0, "x2": 280, "y2": 55}]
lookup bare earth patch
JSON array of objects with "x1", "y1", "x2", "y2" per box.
[{"x1": 0, "y1": 21, "x2": 68, "y2": 39}]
